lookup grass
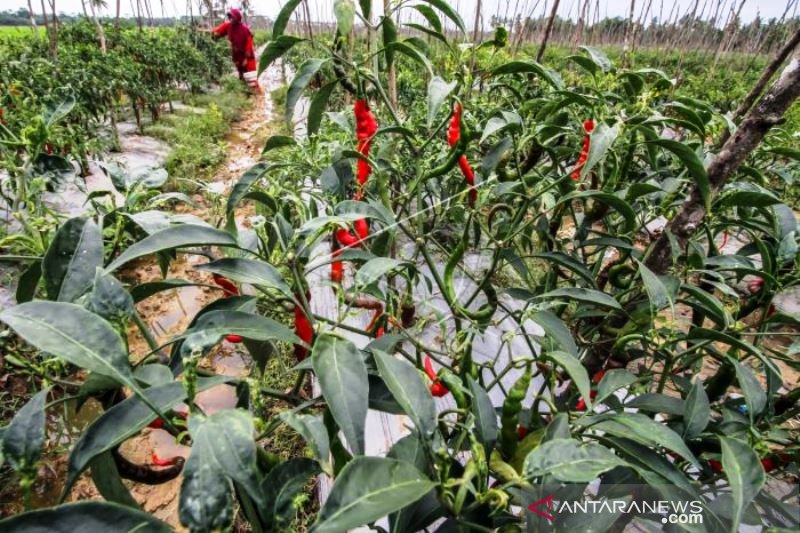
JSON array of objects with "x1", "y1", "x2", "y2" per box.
[
  {"x1": 144, "y1": 76, "x2": 252, "y2": 192},
  {"x1": 0, "y1": 26, "x2": 43, "y2": 39}
]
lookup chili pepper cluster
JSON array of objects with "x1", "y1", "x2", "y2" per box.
[
  {"x1": 331, "y1": 98, "x2": 378, "y2": 282},
  {"x1": 447, "y1": 103, "x2": 477, "y2": 207},
  {"x1": 571, "y1": 118, "x2": 595, "y2": 180}
]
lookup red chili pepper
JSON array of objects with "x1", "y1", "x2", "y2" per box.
[
  {"x1": 708, "y1": 459, "x2": 723, "y2": 473},
  {"x1": 293, "y1": 292, "x2": 314, "y2": 361},
  {"x1": 575, "y1": 389, "x2": 598, "y2": 411},
  {"x1": 761, "y1": 457, "x2": 777, "y2": 472},
  {"x1": 592, "y1": 369, "x2": 606, "y2": 384},
  {"x1": 148, "y1": 418, "x2": 164, "y2": 429},
  {"x1": 212, "y1": 274, "x2": 243, "y2": 342},
  {"x1": 335, "y1": 227, "x2": 361, "y2": 248},
  {"x1": 366, "y1": 307, "x2": 385, "y2": 338},
  {"x1": 748, "y1": 277, "x2": 764, "y2": 294},
  {"x1": 516, "y1": 425, "x2": 528, "y2": 440},
  {"x1": 424, "y1": 355, "x2": 449, "y2": 397},
  {"x1": 213, "y1": 274, "x2": 239, "y2": 297},
  {"x1": 448, "y1": 103, "x2": 477, "y2": 207},
  {"x1": 354, "y1": 218, "x2": 369, "y2": 241},
  {"x1": 330, "y1": 240, "x2": 344, "y2": 283},
  {"x1": 767, "y1": 304, "x2": 776, "y2": 317},
  {"x1": 44, "y1": 142, "x2": 54, "y2": 155},
  {"x1": 571, "y1": 119, "x2": 595, "y2": 181},
  {"x1": 151, "y1": 452, "x2": 181, "y2": 467},
  {"x1": 719, "y1": 231, "x2": 730, "y2": 249},
  {"x1": 354, "y1": 99, "x2": 378, "y2": 186}
]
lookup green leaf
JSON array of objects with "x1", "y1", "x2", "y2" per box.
[
  {"x1": 546, "y1": 351, "x2": 593, "y2": 410},
  {"x1": 420, "y1": 0, "x2": 466, "y2": 32},
  {"x1": 179, "y1": 462, "x2": 233, "y2": 531},
  {"x1": 89, "y1": 451, "x2": 140, "y2": 509},
  {"x1": 262, "y1": 458, "x2": 320, "y2": 528},
  {"x1": 312, "y1": 334, "x2": 368, "y2": 455},
  {"x1": 355, "y1": 257, "x2": 411, "y2": 287},
  {"x1": 635, "y1": 259, "x2": 673, "y2": 312},
  {"x1": 2, "y1": 387, "x2": 49, "y2": 471},
  {"x1": 358, "y1": 0, "x2": 371, "y2": 17},
  {"x1": 105, "y1": 225, "x2": 236, "y2": 272},
  {"x1": 596, "y1": 369, "x2": 637, "y2": 404},
  {"x1": 584, "y1": 413, "x2": 698, "y2": 466},
  {"x1": 480, "y1": 136, "x2": 513, "y2": 177},
  {"x1": 195, "y1": 258, "x2": 292, "y2": 299},
  {"x1": 523, "y1": 438, "x2": 626, "y2": 482},
  {"x1": 567, "y1": 193, "x2": 637, "y2": 235},
  {"x1": 65, "y1": 377, "x2": 230, "y2": 494},
  {"x1": 312, "y1": 456, "x2": 435, "y2": 533},
  {"x1": 190, "y1": 310, "x2": 301, "y2": 345},
  {"x1": 579, "y1": 45, "x2": 613, "y2": 72},
  {"x1": 279, "y1": 412, "x2": 332, "y2": 476},
  {"x1": 426, "y1": 76, "x2": 456, "y2": 128},
  {"x1": 308, "y1": 81, "x2": 338, "y2": 137},
  {"x1": 491, "y1": 60, "x2": 563, "y2": 89},
  {"x1": 480, "y1": 112, "x2": 522, "y2": 143},
  {"x1": 688, "y1": 328, "x2": 780, "y2": 377},
  {"x1": 467, "y1": 376, "x2": 498, "y2": 451},
  {"x1": 720, "y1": 436, "x2": 765, "y2": 533},
  {"x1": 382, "y1": 16, "x2": 397, "y2": 67},
  {"x1": 373, "y1": 350, "x2": 436, "y2": 437},
  {"x1": 227, "y1": 163, "x2": 272, "y2": 216},
  {"x1": 530, "y1": 310, "x2": 579, "y2": 358},
  {"x1": 532, "y1": 252, "x2": 596, "y2": 287},
  {"x1": 43, "y1": 217, "x2": 104, "y2": 302},
  {"x1": 0, "y1": 502, "x2": 170, "y2": 532},
  {"x1": 273, "y1": 0, "x2": 303, "y2": 38},
  {"x1": 262, "y1": 135, "x2": 296, "y2": 154},
  {"x1": 605, "y1": 437, "x2": 698, "y2": 497},
  {"x1": 413, "y1": 4, "x2": 442, "y2": 32},
  {"x1": 130, "y1": 279, "x2": 198, "y2": 303},
  {"x1": 15, "y1": 259, "x2": 41, "y2": 303},
  {"x1": 651, "y1": 139, "x2": 710, "y2": 210},
  {"x1": 86, "y1": 270, "x2": 134, "y2": 323},
  {"x1": 730, "y1": 358, "x2": 766, "y2": 420},
  {"x1": 180, "y1": 409, "x2": 264, "y2": 530},
  {"x1": 44, "y1": 97, "x2": 76, "y2": 126},
  {"x1": 0, "y1": 302, "x2": 134, "y2": 387},
  {"x1": 389, "y1": 41, "x2": 432, "y2": 75},
  {"x1": 287, "y1": 59, "x2": 326, "y2": 123},
  {"x1": 334, "y1": 0, "x2": 355, "y2": 35},
  {"x1": 258, "y1": 35, "x2": 304, "y2": 75},
  {"x1": 580, "y1": 123, "x2": 620, "y2": 180},
  {"x1": 626, "y1": 393, "x2": 685, "y2": 415},
  {"x1": 683, "y1": 380, "x2": 710, "y2": 439},
  {"x1": 543, "y1": 413, "x2": 571, "y2": 441},
  {"x1": 535, "y1": 287, "x2": 623, "y2": 310}
]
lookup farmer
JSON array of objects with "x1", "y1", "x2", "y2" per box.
[{"x1": 211, "y1": 8, "x2": 258, "y2": 88}]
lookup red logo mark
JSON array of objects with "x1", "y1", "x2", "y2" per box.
[{"x1": 528, "y1": 495, "x2": 555, "y2": 521}]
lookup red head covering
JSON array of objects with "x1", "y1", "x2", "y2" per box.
[
  {"x1": 223, "y1": 8, "x2": 251, "y2": 57},
  {"x1": 227, "y1": 8, "x2": 242, "y2": 23}
]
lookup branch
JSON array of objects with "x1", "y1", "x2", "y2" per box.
[{"x1": 645, "y1": 54, "x2": 800, "y2": 275}]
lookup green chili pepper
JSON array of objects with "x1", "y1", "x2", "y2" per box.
[
  {"x1": 443, "y1": 219, "x2": 498, "y2": 325},
  {"x1": 500, "y1": 363, "x2": 532, "y2": 459},
  {"x1": 439, "y1": 370, "x2": 469, "y2": 409},
  {"x1": 608, "y1": 263, "x2": 636, "y2": 289}
]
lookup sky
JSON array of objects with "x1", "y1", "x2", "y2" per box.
[{"x1": 2, "y1": 0, "x2": 794, "y2": 27}]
